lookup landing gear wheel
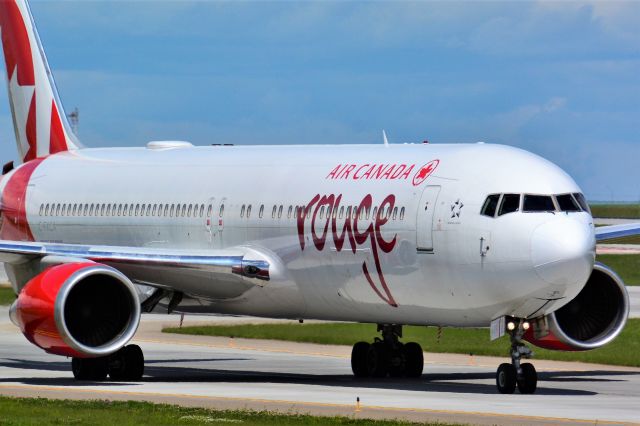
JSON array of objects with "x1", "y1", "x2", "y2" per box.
[
  {"x1": 109, "y1": 344, "x2": 145, "y2": 381},
  {"x1": 517, "y1": 363, "x2": 537, "y2": 394},
  {"x1": 351, "y1": 342, "x2": 370, "y2": 378},
  {"x1": 496, "y1": 363, "x2": 517, "y2": 394},
  {"x1": 366, "y1": 341, "x2": 389, "y2": 378},
  {"x1": 403, "y1": 342, "x2": 424, "y2": 378},
  {"x1": 388, "y1": 342, "x2": 405, "y2": 378},
  {"x1": 72, "y1": 357, "x2": 108, "y2": 381}
]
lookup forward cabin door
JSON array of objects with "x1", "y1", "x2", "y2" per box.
[{"x1": 416, "y1": 185, "x2": 441, "y2": 252}]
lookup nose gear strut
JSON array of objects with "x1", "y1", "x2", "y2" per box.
[{"x1": 496, "y1": 318, "x2": 538, "y2": 394}]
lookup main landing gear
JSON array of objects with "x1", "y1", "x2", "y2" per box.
[
  {"x1": 351, "y1": 324, "x2": 423, "y2": 378},
  {"x1": 72, "y1": 344, "x2": 144, "y2": 381},
  {"x1": 496, "y1": 319, "x2": 537, "y2": 394}
]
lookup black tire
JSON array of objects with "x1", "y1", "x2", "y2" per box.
[
  {"x1": 109, "y1": 345, "x2": 144, "y2": 381},
  {"x1": 366, "y1": 341, "x2": 389, "y2": 378},
  {"x1": 496, "y1": 363, "x2": 516, "y2": 394},
  {"x1": 517, "y1": 363, "x2": 537, "y2": 394},
  {"x1": 403, "y1": 342, "x2": 424, "y2": 378},
  {"x1": 351, "y1": 342, "x2": 370, "y2": 378},
  {"x1": 72, "y1": 357, "x2": 108, "y2": 381},
  {"x1": 388, "y1": 343, "x2": 405, "y2": 378}
]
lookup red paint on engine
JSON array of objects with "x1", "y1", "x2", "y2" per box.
[
  {"x1": 12, "y1": 262, "x2": 96, "y2": 357},
  {"x1": 523, "y1": 327, "x2": 580, "y2": 351}
]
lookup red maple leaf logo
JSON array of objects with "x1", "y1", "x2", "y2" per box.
[{"x1": 412, "y1": 160, "x2": 439, "y2": 186}]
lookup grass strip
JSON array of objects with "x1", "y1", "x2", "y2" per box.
[
  {"x1": 597, "y1": 254, "x2": 640, "y2": 285},
  {"x1": 165, "y1": 319, "x2": 640, "y2": 368},
  {"x1": 0, "y1": 396, "x2": 453, "y2": 426},
  {"x1": 590, "y1": 204, "x2": 640, "y2": 219},
  {"x1": 0, "y1": 286, "x2": 16, "y2": 306}
]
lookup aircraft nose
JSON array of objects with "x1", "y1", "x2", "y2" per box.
[{"x1": 531, "y1": 218, "x2": 595, "y2": 288}]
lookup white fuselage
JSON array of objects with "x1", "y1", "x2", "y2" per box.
[{"x1": 2, "y1": 142, "x2": 596, "y2": 326}]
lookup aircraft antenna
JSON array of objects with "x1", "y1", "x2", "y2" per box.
[{"x1": 382, "y1": 130, "x2": 389, "y2": 147}]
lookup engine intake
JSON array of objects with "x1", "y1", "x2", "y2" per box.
[
  {"x1": 10, "y1": 262, "x2": 140, "y2": 358},
  {"x1": 524, "y1": 262, "x2": 629, "y2": 351}
]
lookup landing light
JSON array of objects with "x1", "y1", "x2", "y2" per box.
[
  {"x1": 523, "y1": 321, "x2": 530, "y2": 330},
  {"x1": 507, "y1": 321, "x2": 516, "y2": 331}
]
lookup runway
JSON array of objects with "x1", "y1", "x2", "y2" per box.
[{"x1": 0, "y1": 309, "x2": 639, "y2": 425}]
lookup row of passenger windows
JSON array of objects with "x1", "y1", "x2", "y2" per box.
[
  {"x1": 481, "y1": 192, "x2": 590, "y2": 218},
  {"x1": 39, "y1": 202, "x2": 213, "y2": 218},
  {"x1": 38, "y1": 202, "x2": 408, "y2": 222},
  {"x1": 238, "y1": 203, "x2": 406, "y2": 221}
]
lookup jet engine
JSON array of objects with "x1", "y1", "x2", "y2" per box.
[
  {"x1": 9, "y1": 262, "x2": 140, "y2": 358},
  {"x1": 524, "y1": 262, "x2": 629, "y2": 351}
]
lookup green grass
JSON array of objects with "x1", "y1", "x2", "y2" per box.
[
  {"x1": 597, "y1": 254, "x2": 640, "y2": 285},
  {"x1": 165, "y1": 319, "x2": 640, "y2": 368},
  {"x1": 590, "y1": 204, "x2": 640, "y2": 219},
  {"x1": 0, "y1": 397, "x2": 451, "y2": 426},
  {"x1": 0, "y1": 286, "x2": 16, "y2": 306}
]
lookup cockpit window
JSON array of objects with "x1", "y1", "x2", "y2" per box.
[
  {"x1": 573, "y1": 193, "x2": 590, "y2": 214},
  {"x1": 498, "y1": 194, "x2": 520, "y2": 216},
  {"x1": 556, "y1": 194, "x2": 581, "y2": 212},
  {"x1": 481, "y1": 194, "x2": 500, "y2": 217},
  {"x1": 523, "y1": 195, "x2": 556, "y2": 212}
]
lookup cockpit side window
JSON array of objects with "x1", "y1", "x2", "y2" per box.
[
  {"x1": 556, "y1": 194, "x2": 581, "y2": 212},
  {"x1": 498, "y1": 194, "x2": 520, "y2": 216},
  {"x1": 523, "y1": 195, "x2": 556, "y2": 212},
  {"x1": 481, "y1": 194, "x2": 501, "y2": 217},
  {"x1": 573, "y1": 193, "x2": 590, "y2": 214}
]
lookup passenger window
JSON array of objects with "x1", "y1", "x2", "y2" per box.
[
  {"x1": 56, "y1": 204, "x2": 61, "y2": 216},
  {"x1": 556, "y1": 194, "x2": 580, "y2": 212},
  {"x1": 135, "y1": 204, "x2": 140, "y2": 216},
  {"x1": 73, "y1": 204, "x2": 77, "y2": 216},
  {"x1": 152, "y1": 204, "x2": 157, "y2": 216},
  {"x1": 187, "y1": 204, "x2": 193, "y2": 217},
  {"x1": 346, "y1": 206, "x2": 352, "y2": 219},
  {"x1": 278, "y1": 205, "x2": 283, "y2": 219},
  {"x1": 481, "y1": 194, "x2": 501, "y2": 217},
  {"x1": 170, "y1": 204, "x2": 175, "y2": 217},
  {"x1": 240, "y1": 205, "x2": 245, "y2": 218},
  {"x1": 219, "y1": 204, "x2": 224, "y2": 217},
  {"x1": 372, "y1": 207, "x2": 378, "y2": 219},
  {"x1": 523, "y1": 195, "x2": 555, "y2": 213},
  {"x1": 288, "y1": 206, "x2": 292, "y2": 219},
  {"x1": 392, "y1": 207, "x2": 398, "y2": 220},
  {"x1": 164, "y1": 204, "x2": 169, "y2": 216},
  {"x1": 146, "y1": 204, "x2": 151, "y2": 216},
  {"x1": 89, "y1": 204, "x2": 95, "y2": 216},
  {"x1": 39, "y1": 204, "x2": 44, "y2": 216},
  {"x1": 199, "y1": 204, "x2": 204, "y2": 217},
  {"x1": 573, "y1": 193, "x2": 590, "y2": 214},
  {"x1": 181, "y1": 204, "x2": 186, "y2": 217},
  {"x1": 61, "y1": 204, "x2": 66, "y2": 216},
  {"x1": 400, "y1": 207, "x2": 405, "y2": 220},
  {"x1": 294, "y1": 205, "x2": 298, "y2": 219},
  {"x1": 45, "y1": 204, "x2": 50, "y2": 216},
  {"x1": 498, "y1": 194, "x2": 520, "y2": 216},
  {"x1": 259, "y1": 205, "x2": 264, "y2": 218},
  {"x1": 320, "y1": 206, "x2": 325, "y2": 219},
  {"x1": 247, "y1": 205, "x2": 252, "y2": 218},
  {"x1": 272, "y1": 205, "x2": 277, "y2": 219}
]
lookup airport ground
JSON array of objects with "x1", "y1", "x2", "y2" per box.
[{"x1": 0, "y1": 215, "x2": 639, "y2": 425}]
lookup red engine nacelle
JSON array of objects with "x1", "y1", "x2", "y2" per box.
[
  {"x1": 9, "y1": 262, "x2": 140, "y2": 358},
  {"x1": 524, "y1": 262, "x2": 629, "y2": 351}
]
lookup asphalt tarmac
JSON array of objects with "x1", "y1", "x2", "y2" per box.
[{"x1": 0, "y1": 309, "x2": 639, "y2": 426}]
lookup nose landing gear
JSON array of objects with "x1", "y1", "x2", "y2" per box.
[
  {"x1": 351, "y1": 324, "x2": 424, "y2": 379},
  {"x1": 496, "y1": 319, "x2": 537, "y2": 394}
]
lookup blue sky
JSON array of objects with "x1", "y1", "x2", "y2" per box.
[{"x1": 0, "y1": 1, "x2": 638, "y2": 201}]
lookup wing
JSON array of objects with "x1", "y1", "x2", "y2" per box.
[
  {"x1": 0, "y1": 240, "x2": 272, "y2": 300},
  {"x1": 595, "y1": 223, "x2": 640, "y2": 242}
]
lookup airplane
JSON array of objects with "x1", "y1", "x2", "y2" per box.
[{"x1": 0, "y1": 0, "x2": 638, "y2": 394}]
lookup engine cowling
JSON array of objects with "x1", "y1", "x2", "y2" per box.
[
  {"x1": 9, "y1": 262, "x2": 140, "y2": 358},
  {"x1": 524, "y1": 262, "x2": 629, "y2": 351}
]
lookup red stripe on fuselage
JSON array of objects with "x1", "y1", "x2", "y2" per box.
[{"x1": 0, "y1": 158, "x2": 43, "y2": 241}]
